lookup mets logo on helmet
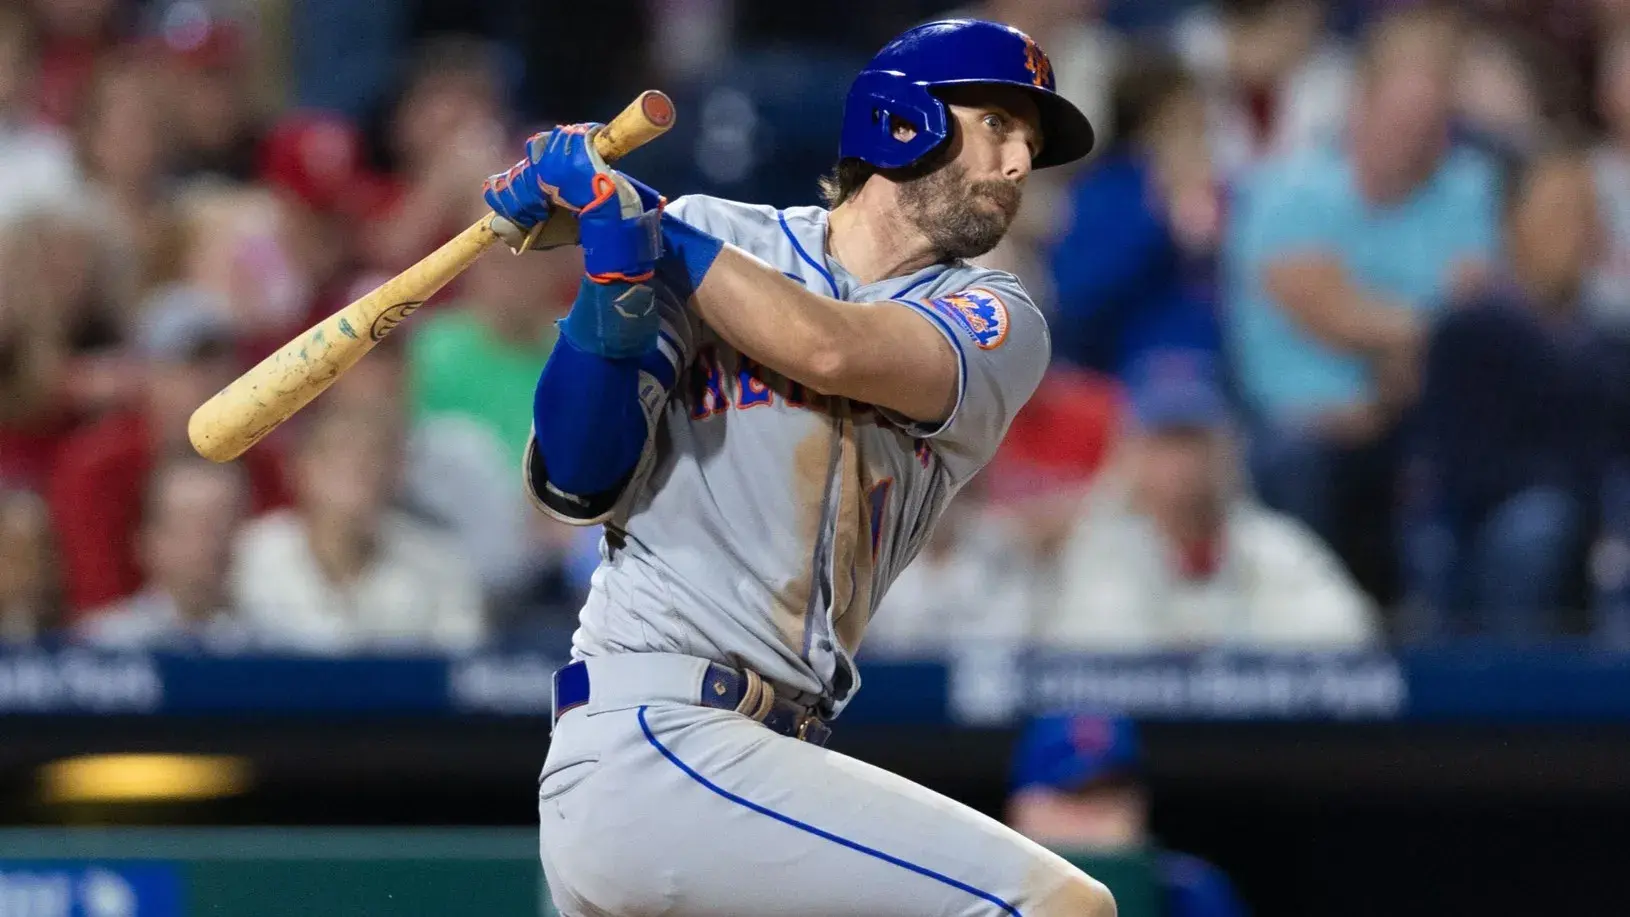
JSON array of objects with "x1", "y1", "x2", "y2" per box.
[
  {"x1": 925, "y1": 288, "x2": 1010, "y2": 350},
  {"x1": 1022, "y1": 35, "x2": 1053, "y2": 88}
]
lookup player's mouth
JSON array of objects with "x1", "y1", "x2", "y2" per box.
[{"x1": 973, "y1": 183, "x2": 1021, "y2": 221}]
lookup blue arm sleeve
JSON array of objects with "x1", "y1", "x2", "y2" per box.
[
  {"x1": 657, "y1": 212, "x2": 725, "y2": 301},
  {"x1": 532, "y1": 334, "x2": 650, "y2": 499},
  {"x1": 530, "y1": 279, "x2": 680, "y2": 506}
]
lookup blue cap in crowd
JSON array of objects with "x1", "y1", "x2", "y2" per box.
[
  {"x1": 1125, "y1": 349, "x2": 1229, "y2": 432},
  {"x1": 1010, "y1": 714, "x2": 1143, "y2": 793}
]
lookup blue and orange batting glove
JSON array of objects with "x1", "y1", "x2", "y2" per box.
[{"x1": 482, "y1": 123, "x2": 664, "y2": 283}]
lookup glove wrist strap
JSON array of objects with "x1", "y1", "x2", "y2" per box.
[
  {"x1": 558, "y1": 277, "x2": 659, "y2": 359},
  {"x1": 581, "y1": 208, "x2": 663, "y2": 282}
]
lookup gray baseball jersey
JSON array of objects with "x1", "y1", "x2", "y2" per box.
[
  {"x1": 526, "y1": 197, "x2": 1115, "y2": 917},
  {"x1": 525, "y1": 194, "x2": 1049, "y2": 717}
]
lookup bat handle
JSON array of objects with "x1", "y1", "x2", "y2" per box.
[{"x1": 500, "y1": 89, "x2": 677, "y2": 253}]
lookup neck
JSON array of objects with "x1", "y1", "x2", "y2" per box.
[
  {"x1": 147, "y1": 417, "x2": 189, "y2": 457},
  {"x1": 1161, "y1": 508, "x2": 1220, "y2": 549},
  {"x1": 1132, "y1": 488, "x2": 1223, "y2": 548},
  {"x1": 305, "y1": 517, "x2": 374, "y2": 584},
  {"x1": 826, "y1": 188, "x2": 942, "y2": 286},
  {"x1": 0, "y1": 604, "x2": 40, "y2": 642},
  {"x1": 1352, "y1": 136, "x2": 1443, "y2": 207},
  {"x1": 166, "y1": 582, "x2": 222, "y2": 624},
  {"x1": 1516, "y1": 269, "x2": 1579, "y2": 319},
  {"x1": 107, "y1": 178, "x2": 152, "y2": 205}
]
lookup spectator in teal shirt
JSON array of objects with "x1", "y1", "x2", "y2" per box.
[
  {"x1": 1222, "y1": 6, "x2": 1498, "y2": 568},
  {"x1": 407, "y1": 246, "x2": 577, "y2": 470},
  {"x1": 404, "y1": 245, "x2": 584, "y2": 637}
]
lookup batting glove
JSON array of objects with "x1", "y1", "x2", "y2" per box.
[
  {"x1": 483, "y1": 123, "x2": 664, "y2": 283},
  {"x1": 483, "y1": 157, "x2": 554, "y2": 245}
]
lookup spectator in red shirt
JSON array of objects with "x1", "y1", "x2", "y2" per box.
[
  {"x1": 47, "y1": 285, "x2": 289, "y2": 616},
  {"x1": 981, "y1": 365, "x2": 1124, "y2": 562},
  {"x1": 28, "y1": 0, "x2": 128, "y2": 128},
  {"x1": 256, "y1": 110, "x2": 394, "y2": 349},
  {"x1": 0, "y1": 207, "x2": 137, "y2": 492}
]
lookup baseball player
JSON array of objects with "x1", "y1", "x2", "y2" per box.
[{"x1": 481, "y1": 19, "x2": 1113, "y2": 917}]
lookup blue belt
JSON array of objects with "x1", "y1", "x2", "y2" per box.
[{"x1": 552, "y1": 660, "x2": 832, "y2": 746}]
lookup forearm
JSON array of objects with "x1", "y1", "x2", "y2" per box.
[
  {"x1": 1264, "y1": 257, "x2": 1419, "y2": 354},
  {"x1": 693, "y1": 248, "x2": 865, "y2": 389},
  {"x1": 664, "y1": 219, "x2": 956, "y2": 421}
]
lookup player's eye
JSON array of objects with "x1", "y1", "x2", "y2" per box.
[{"x1": 983, "y1": 112, "x2": 1006, "y2": 132}]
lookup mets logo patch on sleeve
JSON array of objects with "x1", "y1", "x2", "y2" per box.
[{"x1": 925, "y1": 288, "x2": 1010, "y2": 350}]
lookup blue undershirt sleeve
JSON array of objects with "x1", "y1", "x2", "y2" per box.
[
  {"x1": 525, "y1": 277, "x2": 683, "y2": 521},
  {"x1": 532, "y1": 334, "x2": 651, "y2": 498}
]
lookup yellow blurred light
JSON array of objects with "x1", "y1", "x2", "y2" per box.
[{"x1": 39, "y1": 754, "x2": 253, "y2": 804}]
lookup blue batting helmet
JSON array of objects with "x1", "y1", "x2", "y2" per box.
[{"x1": 839, "y1": 19, "x2": 1096, "y2": 171}]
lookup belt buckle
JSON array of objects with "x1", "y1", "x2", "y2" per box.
[{"x1": 795, "y1": 713, "x2": 816, "y2": 742}]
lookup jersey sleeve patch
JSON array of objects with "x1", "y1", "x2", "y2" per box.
[{"x1": 923, "y1": 287, "x2": 1010, "y2": 351}]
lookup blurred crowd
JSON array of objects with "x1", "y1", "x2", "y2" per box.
[
  {"x1": 874, "y1": 0, "x2": 1630, "y2": 656},
  {"x1": 1, "y1": 0, "x2": 1628, "y2": 657}
]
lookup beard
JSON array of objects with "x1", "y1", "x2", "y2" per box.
[{"x1": 896, "y1": 161, "x2": 1022, "y2": 261}]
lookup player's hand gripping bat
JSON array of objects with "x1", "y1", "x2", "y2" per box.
[{"x1": 187, "y1": 90, "x2": 677, "y2": 463}]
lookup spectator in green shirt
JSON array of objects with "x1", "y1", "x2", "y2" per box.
[
  {"x1": 407, "y1": 244, "x2": 581, "y2": 470},
  {"x1": 404, "y1": 245, "x2": 586, "y2": 643}
]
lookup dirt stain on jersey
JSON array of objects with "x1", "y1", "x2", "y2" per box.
[
  {"x1": 832, "y1": 403, "x2": 877, "y2": 656},
  {"x1": 1020, "y1": 852, "x2": 1117, "y2": 917},
  {"x1": 731, "y1": 351, "x2": 879, "y2": 660},
  {"x1": 765, "y1": 363, "x2": 836, "y2": 655}
]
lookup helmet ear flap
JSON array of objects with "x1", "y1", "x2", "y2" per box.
[{"x1": 840, "y1": 70, "x2": 950, "y2": 170}]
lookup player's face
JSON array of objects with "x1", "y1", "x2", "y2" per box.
[
  {"x1": 896, "y1": 87, "x2": 1042, "y2": 260},
  {"x1": 942, "y1": 87, "x2": 1043, "y2": 184}
]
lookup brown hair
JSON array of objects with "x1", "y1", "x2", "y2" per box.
[
  {"x1": 816, "y1": 114, "x2": 955, "y2": 209},
  {"x1": 817, "y1": 159, "x2": 876, "y2": 209}
]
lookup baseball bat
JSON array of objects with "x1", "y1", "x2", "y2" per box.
[{"x1": 187, "y1": 89, "x2": 678, "y2": 463}]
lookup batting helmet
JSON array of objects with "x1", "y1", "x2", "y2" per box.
[{"x1": 839, "y1": 19, "x2": 1096, "y2": 171}]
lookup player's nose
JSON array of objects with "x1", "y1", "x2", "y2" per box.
[{"x1": 1001, "y1": 139, "x2": 1032, "y2": 183}]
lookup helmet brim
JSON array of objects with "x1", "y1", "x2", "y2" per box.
[{"x1": 1028, "y1": 86, "x2": 1096, "y2": 168}]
